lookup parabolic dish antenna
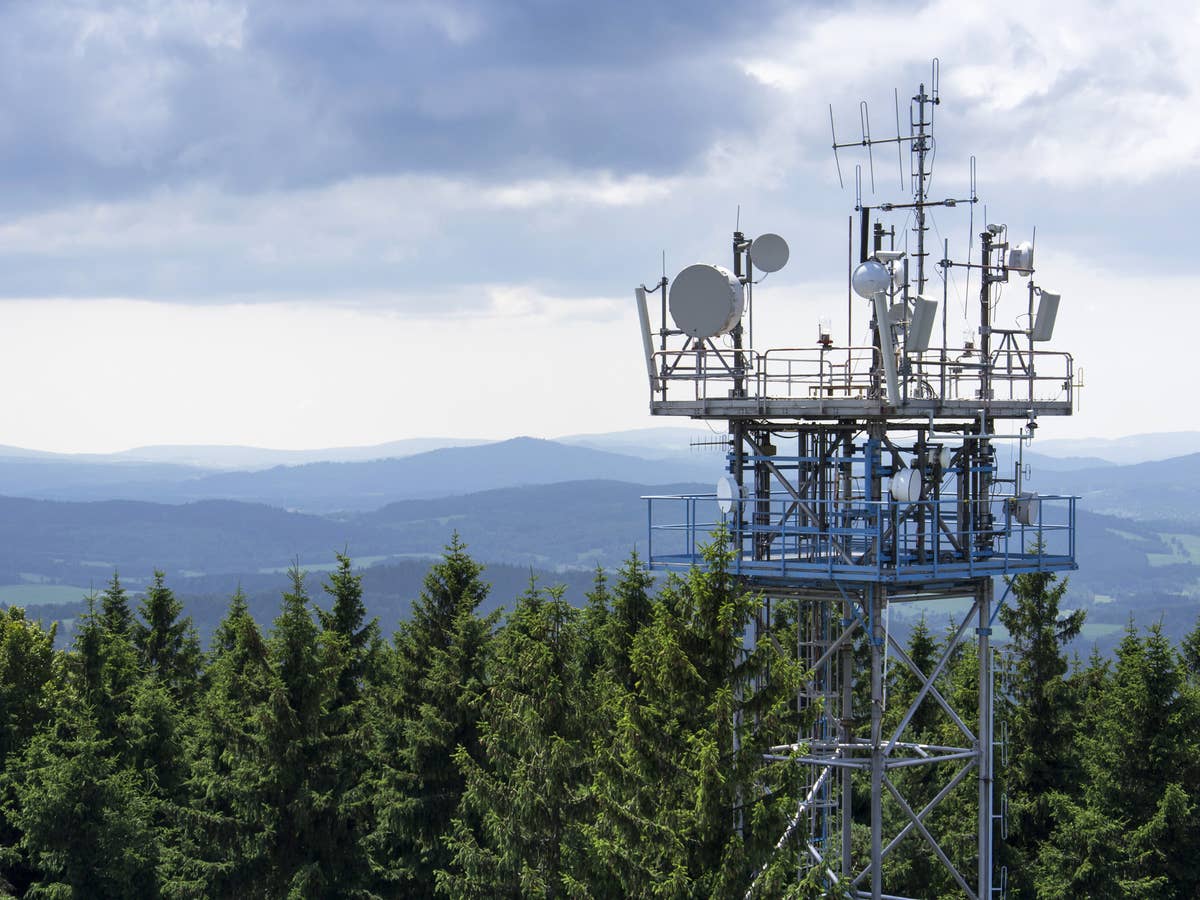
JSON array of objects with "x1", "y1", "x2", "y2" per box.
[
  {"x1": 669, "y1": 264, "x2": 745, "y2": 339},
  {"x1": 750, "y1": 233, "x2": 790, "y2": 273},
  {"x1": 851, "y1": 259, "x2": 891, "y2": 298},
  {"x1": 716, "y1": 474, "x2": 742, "y2": 514}
]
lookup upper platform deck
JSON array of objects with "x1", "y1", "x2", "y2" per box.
[{"x1": 648, "y1": 342, "x2": 1074, "y2": 422}]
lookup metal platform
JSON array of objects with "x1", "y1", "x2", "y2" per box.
[
  {"x1": 647, "y1": 343, "x2": 1074, "y2": 422},
  {"x1": 645, "y1": 492, "x2": 1076, "y2": 586}
]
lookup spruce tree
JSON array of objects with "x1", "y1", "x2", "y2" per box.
[
  {"x1": 369, "y1": 533, "x2": 497, "y2": 892},
  {"x1": 100, "y1": 571, "x2": 134, "y2": 639},
  {"x1": 134, "y1": 570, "x2": 202, "y2": 704},
  {"x1": 318, "y1": 552, "x2": 381, "y2": 707},
  {"x1": 997, "y1": 565, "x2": 1084, "y2": 896},
  {"x1": 265, "y1": 565, "x2": 344, "y2": 897},
  {"x1": 74, "y1": 591, "x2": 141, "y2": 757},
  {"x1": 166, "y1": 592, "x2": 281, "y2": 897},
  {"x1": 5, "y1": 701, "x2": 160, "y2": 898},
  {"x1": 0, "y1": 608, "x2": 63, "y2": 896},
  {"x1": 440, "y1": 582, "x2": 593, "y2": 898},
  {"x1": 1036, "y1": 622, "x2": 1200, "y2": 898},
  {"x1": 0, "y1": 607, "x2": 60, "y2": 762},
  {"x1": 578, "y1": 565, "x2": 610, "y2": 678},
  {"x1": 588, "y1": 529, "x2": 805, "y2": 897},
  {"x1": 316, "y1": 553, "x2": 381, "y2": 896},
  {"x1": 603, "y1": 550, "x2": 653, "y2": 693}
]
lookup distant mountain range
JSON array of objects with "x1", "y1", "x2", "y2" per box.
[
  {"x1": 0, "y1": 436, "x2": 722, "y2": 512},
  {"x1": 1033, "y1": 431, "x2": 1200, "y2": 465},
  {"x1": 0, "y1": 427, "x2": 714, "y2": 471},
  {"x1": 1031, "y1": 453, "x2": 1200, "y2": 521},
  {"x1": 0, "y1": 428, "x2": 1195, "y2": 655},
  {"x1": 0, "y1": 437, "x2": 489, "y2": 469}
]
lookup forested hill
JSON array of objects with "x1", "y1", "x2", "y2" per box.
[
  {"x1": 1, "y1": 433, "x2": 1200, "y2": 656},
  {"x1": 2, "y1": 482, "x2": 1199, "y2": 654},
  {"x1": 1, "y1": 538, "x2": 1197, "y2": 897}
]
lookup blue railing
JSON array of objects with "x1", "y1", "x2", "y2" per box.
[{"x1": 644, "y1": 493, "x2": 1076, "y2": 584}]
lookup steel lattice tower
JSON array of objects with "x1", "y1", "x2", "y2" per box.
[{"x1": 633, "y1": 68, "x2": 1076, "y2": 900}]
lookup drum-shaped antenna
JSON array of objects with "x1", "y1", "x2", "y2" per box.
[
  {"x1": 716, "y1": 475, "x2": 742, "y2": 514},
  {"x1": 669, "y1": 264, "x2": 744, "y2": 339},
  {"x1": 750, "y1": 233, "x2": 790, "y2": 273},
  {"x1": 1013, "y1": 492, "x2": 1040, "y2": 526},
  {"x1": 890, "y1": 467, "x2": 922, "y2": 503},
  {"x1": 1008, "y1": 241, "x2": 1034, "y2": 272}
]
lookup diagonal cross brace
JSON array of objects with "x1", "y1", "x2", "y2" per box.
[
  {"x1": 885, "y1": 602, "x2": 979, "y2": 754},
  {"x1": 884, "y1": 774, "x2": 979, "y2": 900}
]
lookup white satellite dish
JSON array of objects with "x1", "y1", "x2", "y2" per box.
[
  {"x1": 716, "y1": 474, "x2": 742, "y2": 514},
  {"x1": 669, "y1": 264, "x2": 745, "y2": 339},
  {"x1": 750, "y1": 233, "x2": 790, "y2": 273},
  {"x1": 851, "y1": 260, "x2": 891, "y2": 299},
  {"x1": 890, "y1": 467, "x2": 922, "y2": 503}
]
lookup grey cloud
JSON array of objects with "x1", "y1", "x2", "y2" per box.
[{"x1": 0, "y1": 0, "x2": 799, "y2": 215}]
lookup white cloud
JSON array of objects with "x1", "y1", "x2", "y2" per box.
[
  {"x1": 0, "y1": 291, "x2": 653, "y2": 453},
  {"x1": 743, "y1": 0, "x2": 1200, "y2": 185}
]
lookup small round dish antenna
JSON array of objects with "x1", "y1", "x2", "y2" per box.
[
  {"x1": 750, "y1": 233, "x2": 789, "y2": 273},
  {"x1": 851, "y1": 259, "x2": 891, "y2": 298},
  {"x1": 669, "y1": 264, "x2": 745, "y2": 339},
  {"x1": 716, "y1": 474, "x2": 742, "y2": 514}
]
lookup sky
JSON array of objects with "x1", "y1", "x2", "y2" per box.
[{"x1": 0, "y1": 0, "x2": 1195, "y2": 453}]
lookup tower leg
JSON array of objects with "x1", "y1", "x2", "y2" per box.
[
  {"x1": 840, "y1": 594, "x2": 854, "y2": 882},
  {"x1": 978, "y1": 579, "x2": 994, "y2": 898},
  {"x1": 870, "y1": 587, "x2": 884, "y2": 899}
]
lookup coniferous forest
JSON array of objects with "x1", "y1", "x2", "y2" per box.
[{"x1": 0, "y1": 531, "x2": 1197, "y2": 899}]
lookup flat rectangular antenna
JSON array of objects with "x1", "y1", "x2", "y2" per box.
[
  {"x1": 635, "y1": 288, "x2": 661, "y2": 392},
  {"x1": 872, "y1": 292, "x2": 900, "y2": 402},
  {"x1": 907, "y1": 296, "x2": 939, "y2": 352},
  {"x1": 1031, "y1": 291, "x2": 1060, "y2": 342}
]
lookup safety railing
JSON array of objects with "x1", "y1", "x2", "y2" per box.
[
  {"x1": 650, "y1": 344, "x2": 1074, "y2": 407},
  {"x1": 645, "y1": 492, "x2": 1076, "y2": 584}
]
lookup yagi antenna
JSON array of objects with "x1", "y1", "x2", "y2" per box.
[
  {"x1": 894, "y1": 88, "x2": 906, "y2": 189},
  {"x1": 860, "y1": 100, "x2": 875, "y2": 193},
  {"x1": 830, "y1": 104, "x2": 844, "y2": 188}
]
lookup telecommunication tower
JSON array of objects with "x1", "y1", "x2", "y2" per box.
[{"x1": 633, "y1": 61, "x2": 1077, "y2": 899}]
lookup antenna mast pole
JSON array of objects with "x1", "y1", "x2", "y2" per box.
[{"x1": 912, "y1": 82, "x2": 937, "y2": 295}]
